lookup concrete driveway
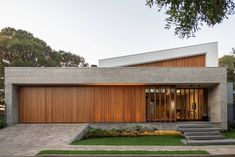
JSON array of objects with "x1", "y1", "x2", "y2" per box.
[{"x1": 0, "y1": 124, "x2": 88, "y2": 156}]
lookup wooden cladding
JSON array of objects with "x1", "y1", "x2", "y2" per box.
[
  {"x1": 127, "y1": 54, "x2": 206, "y2": 67},
  {"x1": 19, "y1": 86, "x2": 146, "y2": 123}
]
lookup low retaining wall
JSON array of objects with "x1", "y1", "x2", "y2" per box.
[
  {"x1": 89, "y1": 122, "x2": 226, "y2": 131},
  {"x1": 70, "y1": 124, "x2": 90, "y2": 143}
]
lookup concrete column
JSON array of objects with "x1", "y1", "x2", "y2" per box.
[
  {"x1": 5, "y1": 84, "x2": 18, "y2": 125},
  {"x1": 220, "y1": 83, "x2": 228, "y2": 129},
  {"x1": 208, "y1": 83, "x2": 227, "y2": 130},
  {"x1": 227, "y1": 82, "x2": 233, "y2": 124}
]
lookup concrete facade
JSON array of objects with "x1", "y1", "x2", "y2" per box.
[
  {"x1": 227, "y1": 82, "x2": 234, "y2": 124},
  {"x1": 5, "y1": 67, "x2": 227, "y2": 129}
]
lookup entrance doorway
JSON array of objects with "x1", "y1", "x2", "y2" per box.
[{"x1": 146, "y1": 86, "x2": 208, "y2": 122}]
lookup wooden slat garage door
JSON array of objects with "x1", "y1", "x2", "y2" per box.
[{"x1": 19, "y1": 86, "x2": 146, "y2": 123}]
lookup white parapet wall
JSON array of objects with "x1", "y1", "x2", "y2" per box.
[{"x1": 99, "y1": 42, "x2": 218, "y2": 67}]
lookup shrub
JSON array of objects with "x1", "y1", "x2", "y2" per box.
[
  {"x1": 0, "y1": 116, "x2": 6, "y2": 129},
  {"x1": 82, "y1": 125, "x2": 159, "y2": 139}
]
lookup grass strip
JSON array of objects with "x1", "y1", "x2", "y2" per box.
[
  {"x1": 224, "y1": 129, "x2": 235, "y2": 138},
  {"x1": 72, "y1": 135, "x2": 184, "y2": 146},
  {"x1": 38, "y1": 150, "x2": 209, "y2": 155}
]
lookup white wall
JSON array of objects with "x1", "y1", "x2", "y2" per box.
[{"x1": 99, "y1": 42, "x2": 218, "y2": 67}]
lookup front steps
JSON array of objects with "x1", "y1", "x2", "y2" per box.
[{"x1": 178, "y1": 124, "x2": 235, "y2": 145}]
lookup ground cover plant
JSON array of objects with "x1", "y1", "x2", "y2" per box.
[
  {"x1": 224, "y1": 129, "x2": 235, "y2": 138},
  {"x1": 38, "y1": 150, "x2": 209, "y2": 155}
]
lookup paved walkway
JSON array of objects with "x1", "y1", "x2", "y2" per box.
[
  {"x1": 0, "y1": 124, "x2": 88, "y2": 156},
  {"x1": 1, "y1": 124, "x2": 235, "y2": 156}
]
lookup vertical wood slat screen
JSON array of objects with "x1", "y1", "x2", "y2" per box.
[
  {"x1": 145, "y1": 87, "x2": 207, "y2": 122},
  {"x1": 126, "y1": 54, "x2": 205, "y2": 67},
  {"x1": 145, "y1": 87, "x2": 176, "y2": 122},
  {"x1": 19, "y1": 86, "x2": 146, "y2": 123}
]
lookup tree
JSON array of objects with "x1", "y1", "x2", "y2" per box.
[
  {"x1": 0, "y1": 27, "x2": 88, "y2": 111},
  {"x1": 146, "y1": 0, "x2": 235, "y2": 38},
  {"x1": 219, "y1": 54, "x2": 235, "y2": 82}
]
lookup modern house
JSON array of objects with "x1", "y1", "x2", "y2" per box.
[{"x1": 5, "y1": 42, "x2": 227, "y2": 130}]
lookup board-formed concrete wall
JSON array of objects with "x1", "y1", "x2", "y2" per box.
[{"x1": 5, "y1": 67, "x2": 227, "y2": 129}]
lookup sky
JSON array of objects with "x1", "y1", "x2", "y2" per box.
[{"x1": 0, "y1": 0, "x2": 235, "y2": 65}]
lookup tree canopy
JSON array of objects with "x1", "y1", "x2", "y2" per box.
[
  {"x1": 146, "y1": 0, "x2": 235, "y2": 38},
  {"x1": 219, "y1": 54, "x2": 235, "y2": 83},
  {"x1": 0, "y1": 27, "x2": 88, "y2": 109}
]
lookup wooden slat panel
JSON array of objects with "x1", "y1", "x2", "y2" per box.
[
  {"x1": 45, "y1": 87, "x2": 52, "y2": 122},
  {"x1": 127, "y1": 54, "x2": 205, "y2": 67},
  {"x1": 79, "y1": 86, "x2": 95, "y2": 122},
  {"x1": 50, "y1": 87, "x2": 73, "y2": 122},
  {"x1": 19, "y1": 85, "x2": 146, "y2": 123},
  {"x1": 110, "y1": 86, "x2": 124, "y2": 122},
  {"x1": 135, "y1": 86, "x2": 146, "y2": 122},
  {"x1": 19, "y1": 87, "x2": 46, "y2": 122},
  {"x1": 94, "y1": 87, "x2": 105, "y2": 122}
]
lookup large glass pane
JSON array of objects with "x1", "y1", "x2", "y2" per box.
[
  {"x1": 185, "y1": 89, "x2": 190, "y2": 120},
  {"x1": 195, "y1": 89, "x2": 199, "y2": 119},
  {"x1": 170, "y1": 88, "x2": 176, "y2": 121},
  {"x1": 181, "y1": 89, "x2": 185, "y2": 120},
  {"x1": 176, "y1": 89, "x2": 181, "y2": 121},
  {"x1": 166, "y1": 88, "x2": 171, "y2": 121},
  {"x1": 150, "y1": 88, "x2": 155, "y2": 121},
  {"x1": 146, "y1": 86, "x2": 207, "y2": 122},
  {"x1": 156, "y1": 88, "x2": 160, "y2": 121},
  {"x1": 190, "y1": 89, "x2": 197, "y2": 119}
]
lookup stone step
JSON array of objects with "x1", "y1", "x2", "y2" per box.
[
  {"x1": 186, "y1": 135, "x2": 225, "y2": 140},
  {"x1": 178, "y1": 124, "x2": 213, "y2": 128},
  {"x1": 181, "y1": 139, "x2": 235, "y2": 146},
  {"x1": 184, "y1": 131, "x2": 221, "y2": 136},
  {"x1": 178, "y1": 127, "x2": 222, "y2": 132}
]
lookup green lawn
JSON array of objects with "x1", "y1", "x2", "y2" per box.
[
  {"x1": 72, "y1": 135, "x2": 184, "y2": 146},
  {"x1": 38, "y1": 150, "x2": 209, "y2": 155},
  {"x1": 224, "y1": 129, "x2": 235, "y2": 138}
]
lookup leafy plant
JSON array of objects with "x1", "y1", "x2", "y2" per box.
[
  {"x1": 82, "y1": 126, "x2": 158, "y2": 139},
  {"x1": 146, "y1": 0, "x2": 235, "y2": 38},
  {"x1": 0, "y1": 116, "x2": 6, "y2": 129}
]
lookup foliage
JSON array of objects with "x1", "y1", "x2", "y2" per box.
[
  {"x1": 38, "y1": 150, "x2": 209, "y2": 155},
  {"x1": 224, "y1": 129, "x2": 235, "y2": 138},
  {"x1": 0, "y1": 116, "x2": 6, "y2": 129},
  {"x1": 72, "y1": 135, "x2": 184, "y2": 146},
  {"x1": 82, "y1": 126, "x2": 158, "y2": 139},
  {"x1": 146, "y1": 0, "x2": 235, "y2": 38},
  {"x1": 80, "y1": 126, "x2": 181, "y2": 141},
  {"x1": 0, "y1": 27, "x2": 88, "y2": 110},
  {"x1": 219, "y1": 54, "x2": 235, "y2": 82}
]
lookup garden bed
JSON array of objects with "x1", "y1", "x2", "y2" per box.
[{"x1": 72, "y1": 125, "x2": 184, "y2": 146}]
